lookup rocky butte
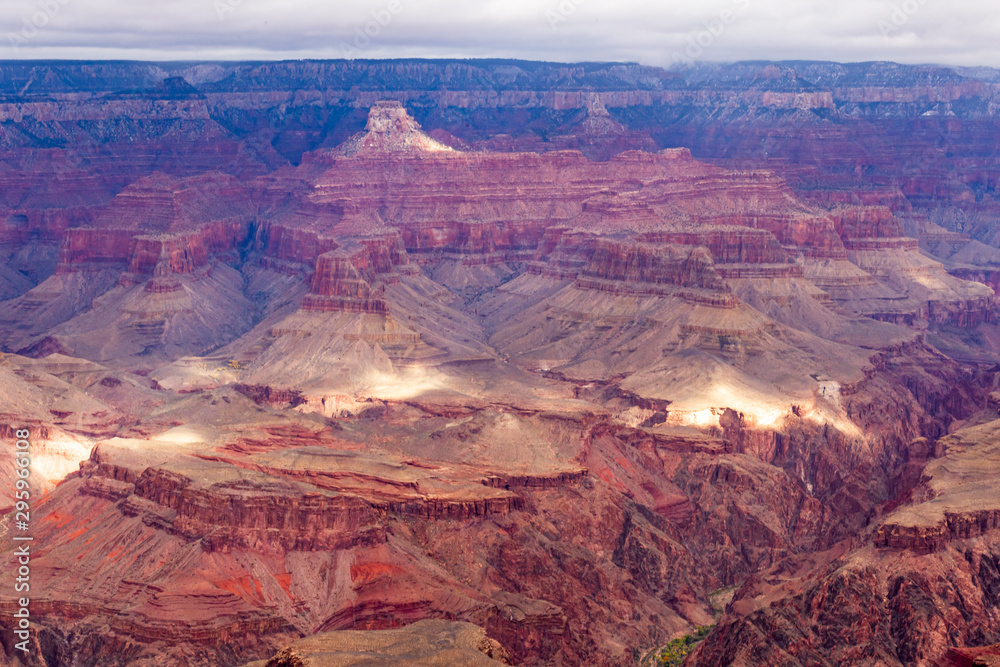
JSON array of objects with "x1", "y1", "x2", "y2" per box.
[{"x1": 0, "y1": 59, "x2": 999, "y2": 666}]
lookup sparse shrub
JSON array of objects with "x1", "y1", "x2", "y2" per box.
[{"x1": 717, "y1": 335, "x2": 736, "y2": 350}]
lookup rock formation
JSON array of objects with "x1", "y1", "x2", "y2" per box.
[{"x1": 2, "y1": 60, "x2": 1000, "y2": 667}]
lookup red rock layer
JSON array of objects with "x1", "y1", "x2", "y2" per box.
[
  {"x1": 579, "y1": 239, "x2": 726, "y2": 291},
  {"x1": 828, "y1": 205, "x2": 905, "y2": 240},
  {"x1": 641, "y1": 228, "x2": 790, "y2": 264},
  {"x1": 401, "y1": 220, "x2": 548, "y2": 258},
  {"x1": 124, "y1": 223, "x2": 249, "y2": 276},
  {"x1": 874, "y1": 509, "x2": 1000, "y2": 553},
  {"x1": 257, "y1": 222, "x2": 342, "y2": 266},
  {"x1": 300, "y1": 235, "x2": 411, "y2": 314},
  {"x1": 56, "y1": 228, "x2": 133, "y2": 273},
  {"x1": 81, "y1": 455, "x2": 388, "y2": 553},
  {"x1": 951, "y1": 268, "x2": 1000, "y2": 296}
]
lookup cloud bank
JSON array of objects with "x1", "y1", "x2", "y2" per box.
[{"x1": 2, "y1": 0, "x2": 999, "y2": 68}]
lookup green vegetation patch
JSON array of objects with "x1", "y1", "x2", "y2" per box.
[{"x1": 656, "y1": 625, "x2": 714, "y2": 666}]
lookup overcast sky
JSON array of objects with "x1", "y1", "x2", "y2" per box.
[{"x1": 2, "y1": 0, "x2": 999, "y2": 68}]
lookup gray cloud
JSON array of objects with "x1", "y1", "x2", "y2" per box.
[{"x1": 2, "y1": 0, "x2": 999, "y2": 68}]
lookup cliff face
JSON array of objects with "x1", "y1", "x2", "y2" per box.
[
  {"x1": 689, "y1": 538, "x2": 1000, "y2": 667},
  {"x1": 95, "y1": 464, "x2": 389, "y2": 553},
  {"x1": 581, "y1": 239, "x2": 726, "y2": 291},
  {"x1": 12, "y1": 363, "x2": 986, "y2": 667},
  {"x1": 688, "y1": 402, "x2": 1000, "y2": 667}
]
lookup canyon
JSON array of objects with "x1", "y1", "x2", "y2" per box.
[{"x1": 1, "y1": 59, "x2": 1000, "y2": 666}]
